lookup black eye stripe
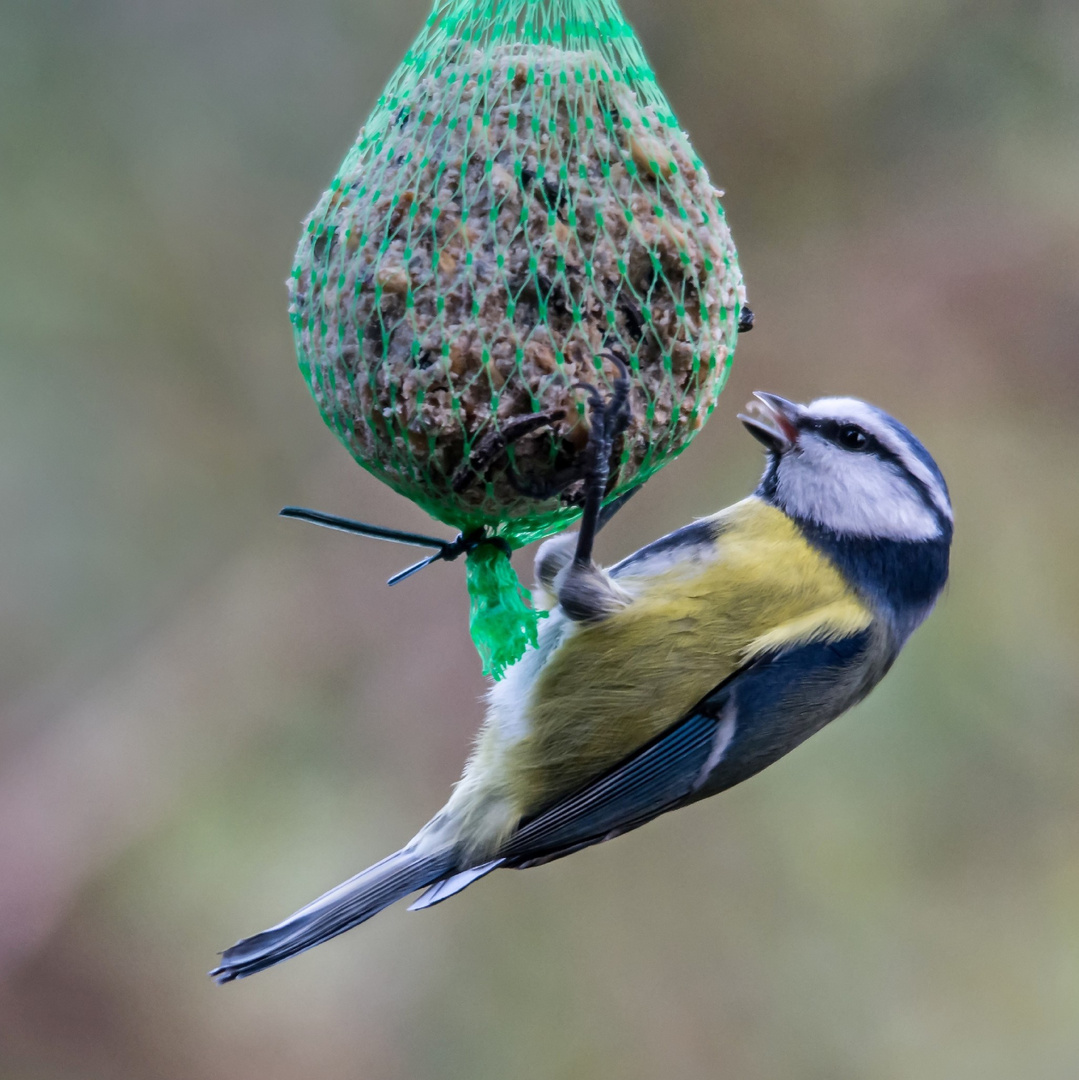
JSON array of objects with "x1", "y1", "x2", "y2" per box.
[
  {"x1": 798, "y1": 417, "x2": 950, "y2": 531},
  {"x1": 802, "y1": 418, "x2": 879, "y2": 453}
]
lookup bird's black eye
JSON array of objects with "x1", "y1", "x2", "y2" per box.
[{"x1": 837, "y1": 424, "x2": 869, "y2": 451}]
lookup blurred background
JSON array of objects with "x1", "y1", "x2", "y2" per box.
[{"x1": 2, "y1": 0, "x2": 1078, "y2": 1076}]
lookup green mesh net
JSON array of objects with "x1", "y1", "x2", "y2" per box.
[{"x1": 290, "y1": 0, "x2": 746, "y2": 678}]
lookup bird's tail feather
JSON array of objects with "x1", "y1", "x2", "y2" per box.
[{"x1": 211, "y1": 845, "x2": 457, "y2": 983}]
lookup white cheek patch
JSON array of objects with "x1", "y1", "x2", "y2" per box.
[
  {"x1": 805, "y1": 398, "x2": 953, "y2": 524},
  {"x1": 777, "y1": 436, "x2": 942, "y2": 540}
]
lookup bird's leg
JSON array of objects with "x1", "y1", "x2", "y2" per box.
[
  {"x1": 572, "y1": 365, "x2": 630, "y2": 567},
  {"x1": 533, "y1": 486, "x2": 641, "y2": 608},
  {"x1": 550, "y1": 357, "x2": 633, "y2": 622}
]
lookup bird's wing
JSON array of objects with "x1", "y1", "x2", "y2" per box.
[
  {"x1": 506, "y1": 498, "x2": 874, "y2": 816},
  {"x1": 499, "y1": 630, "x2": 876, "y2": 868},
  {"x1": 500, "y1": 700, "x2": 731, "y2": 867}
]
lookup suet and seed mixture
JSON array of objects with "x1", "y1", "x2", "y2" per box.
[{"x1": 291, "y1": 42, "x2": 744, "y2": 536}]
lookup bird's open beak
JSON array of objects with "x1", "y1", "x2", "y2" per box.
[{"x1": 738, "y1": 392, "x2": 802, "y2": 453}]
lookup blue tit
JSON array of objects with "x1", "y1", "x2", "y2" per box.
[{"x1": 211, "y1": 390, "x2": 953, "y2": 983}]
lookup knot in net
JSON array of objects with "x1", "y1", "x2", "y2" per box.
[{"x1": 290, "y1": 0, "x2": 747, "y2": 677}]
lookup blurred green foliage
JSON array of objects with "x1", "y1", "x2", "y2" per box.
[{"x1": 1, "y1": 0, "x2": 1078, "y2": 1077}]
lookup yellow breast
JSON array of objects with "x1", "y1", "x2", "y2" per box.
[{"x1": 504, "y1": 497, "x2": 873, "y2": 815}]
